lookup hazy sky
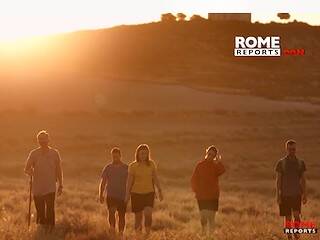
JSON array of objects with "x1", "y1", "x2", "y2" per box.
[{"x1": 0, "y1": 0, "x2": 319, "y2": 41}]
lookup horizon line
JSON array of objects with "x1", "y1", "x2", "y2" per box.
[{"x1": 0, "y1": 17, "x2": 318, "y2": 44}]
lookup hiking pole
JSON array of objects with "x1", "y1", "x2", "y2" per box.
[{"x1": 27, "y1": 175, "x2": 33, "y2": 229}]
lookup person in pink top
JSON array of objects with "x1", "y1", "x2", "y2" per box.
[{"x1": 24, "y1": 130, "x2": 63, "y2": 233}]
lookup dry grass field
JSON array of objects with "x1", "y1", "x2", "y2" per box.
[{"x1": 0, "y1": 81, "x2": 319, "y2": 240}]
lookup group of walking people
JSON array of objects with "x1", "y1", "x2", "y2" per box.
[
  {"x1": 98, "y1": 144, "x2": 163, "y2": 237},
  {"x1": 24, "y1": 130, "x2": 307, "y2": 240}
]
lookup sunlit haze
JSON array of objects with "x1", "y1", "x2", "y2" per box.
[{"x1": 0, "y1": 0, "x2": 320, "y2": 42}]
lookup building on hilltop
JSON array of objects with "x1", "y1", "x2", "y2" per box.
[{"x1": 208, "y1": 13, "x2": 251, "y2": 22}]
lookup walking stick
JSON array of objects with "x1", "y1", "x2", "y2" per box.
[{"x1": 27, "y1": 175, "x2": 33, "y2": 229}]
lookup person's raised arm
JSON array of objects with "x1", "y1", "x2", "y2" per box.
[
  {"x1": 301, "y1": 172, "x2": 307, "y2": 204},
  {"x1": 215, "y1": 158, "x2": 226, "y2": 176}
]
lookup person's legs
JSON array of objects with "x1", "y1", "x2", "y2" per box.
[
  {"x1": 292, "y1": 195, "x2": 302, "y2": 240},
  {"x1": 34, "y1": 195, "x2": 46, "y2": 225},
  {"x1": 281, "y1": 196, "x2": 293, "y2": 240},
  {"x1": 285, "y1": 215, "x2": 293, "y2": 240},
  {"x1": 293, "y1": 211, "x2": 301, "y2": 240},
  {"x1": 117, "y1": 200, "x2": 127, "y2": 235},
  {"x1": 117, "y1": 199, "x2": 127, "y2": 237},
  {"x1": 108, "y1": 208, "x2": 116, "y2": 234},
  {"x1": 44, "y1": 192, "x2": 56, "y2": 232},
  {"x1": 143, "y1": 192, "x2": 155, "y2": 235},
  {"x1": 106, "y1": 197, "x2": 118, "y2": 235},
  {"x1": 118, "y1": 210, "x2": 126, "y2": 235},
  {"x1": 200, "y1": 210, "x2": 208, "y2": 235},
  {"x1": 208, "y1": 210, "x2": 217, "y2": 235},
  {"x1": 208, "y1": 199, "x2": 218, "y2": 236},
  {"x1": 144, "y1": 207, "x2": 153, "y2": 235},
  {"x1": 197, "y1": 199, "x2": 208, "y2": 235},
  {"x1": 134, "y1": 212, "x2": 143, "y2": 233}
]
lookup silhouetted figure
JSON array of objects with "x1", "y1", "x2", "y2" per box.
[
  {"x1": 125, "y1": 144, "x2": 163, "y2": 236},
  {"x1": 191, "y1": 145, "x2": 225, "y2": 237},
  {"x1": 99, "y1": 147, "x2": 128, "y2": 237},
  {"x1": 275, "y1": 140, "x2": 307, "y2": 240},
  {"x1": 24, "y1": 130, "x2": 63, "y2": 233}
]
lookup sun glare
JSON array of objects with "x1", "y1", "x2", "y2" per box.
[{"x1": 0, "y1": 0, "x2": 319, "y2": 43}]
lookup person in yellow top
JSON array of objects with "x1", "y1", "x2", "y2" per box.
[{"x1": 125, "y1": 144, "x2": 163, "y2": 236}]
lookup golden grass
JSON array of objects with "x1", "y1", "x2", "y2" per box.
[
  {"x1": 0, "y1": 110, "x2": 319, "y2": 239},
  {"x1": 0, "y1": 179, "x2": 319, "y2": 240}
]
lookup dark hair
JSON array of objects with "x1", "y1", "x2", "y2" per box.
[
  {"x1": 111, "y1": 147, "x2": 121, "y2": 155},
  {"x1": 286, "y1": 140, "x2": 296, "y2": 147},
  {"x1": 135, "y1": 144, "x2": 151, "y2": 165}
]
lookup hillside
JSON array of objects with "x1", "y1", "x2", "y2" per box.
[
  {"x1": 1, "y1": 20, "x2": 320, "y2": 102},
  {"x1": 1, "y1": 20, "x2": 320, "y2": 240}
]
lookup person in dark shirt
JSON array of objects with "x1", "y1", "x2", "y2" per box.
[
  {"x1": 99, "y1": 147, "x2": 128, "y2": 238},
  {"x1": 191, "y1": 145, "x2": 225, "y2": 237},
  {"x1": 275, "y1": 140, "x2": 307, "y2": 240}
]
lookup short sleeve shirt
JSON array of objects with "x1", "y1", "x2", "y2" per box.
[
  {"x1": 27, "y1": 147, "x2": 61, "y2": 196},
  {"x1": 128, "y1": 161, "x2": 156, "y2": 194},
  {"x1": 101, "y1": 162, "x2": 128, "y2": 200},
  {"x1": 275, "y1": 156, "x2": 306, "y2": 197}
]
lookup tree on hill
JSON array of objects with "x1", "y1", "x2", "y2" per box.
[
  {"x1": 177, "y1": 13, "x2": 187, "y2": 21},
  {"x1": 277, "y1": 13, "x2": 291, "y2": 21},
  {"x1": 161, "y1": 13, "x2": 176, "y2": 22},
  {"x1": 190, "y1": 14, "x2": 206, "y2": 22}
]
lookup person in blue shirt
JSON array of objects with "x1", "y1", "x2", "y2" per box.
[{"x1": 99, "y1": 147, "x2": 128, "y2": 237}]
